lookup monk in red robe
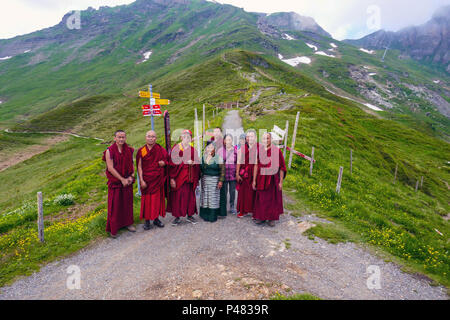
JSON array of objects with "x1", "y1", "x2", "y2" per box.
[
  {"x1": 102, "y1": 130, "x2": 136, "y2": 238},
  {"x1": 236, "y1": 129, "x2": 258, "y2": 218},
  {"x1": 252, "y1": 132, "x2": 287, "y2": 227},
  {"x1": 167, "y1": 130, "x2": 200, "y2": 226},
  {"x1": 136, "y1": 130, "x2": 169, "y2": 230}
]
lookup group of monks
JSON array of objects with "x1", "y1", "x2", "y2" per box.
[{"x1": 102, "y1": 128, "x2": 286, "y2": 238}]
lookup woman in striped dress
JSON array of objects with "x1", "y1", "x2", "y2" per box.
[{"x1": 199, "y1": 141, "x2": 226, "y2": 222}]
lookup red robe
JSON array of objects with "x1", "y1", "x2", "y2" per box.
[
  {"x1": 102, "y1": 143, "x2": 134, "y2": 235},
  {"x1": 167, "y1": 143, "x2": 200, "y2": 217},
  {"x1": 236, "y1": 143, "x2": 258, "y2": 214},
  {"x1": 253, "y1": 145, "x2": 287, "y2": 221},
  {"x1": 136, "y1": 143, "x2": 168, "y2": 221}
]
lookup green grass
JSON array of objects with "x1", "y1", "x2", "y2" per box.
[
  {"x1": 0, "y1": 49, "x2": 449, "y2": 290},
  {"x1": 271, "y1": 292, "x2": 322, "y2": 300},
  {"x1": 0, "y1": 132, "x2": 53, "y2": 158},
  {"x1": 304, "y1": 222, "x2": 357, "y2": 244},
  {"x1": 237, "y1": 59, "x2": 450, "y2": 287}
]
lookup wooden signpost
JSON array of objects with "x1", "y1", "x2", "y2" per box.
[
  {"x1": 139, "y1": 91, "x2": 160, "y2": 99},
  {"x1": 137, "y1": 84, "x2": 170, "y2": 196},
  {"x1": 138, "y1": 84, "x2": 170, "y2": 130}
]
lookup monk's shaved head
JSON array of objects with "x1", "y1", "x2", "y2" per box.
[
  {"x1": 146, "y1": 130, "x2": 157, "y2": 138},
  {"x1": 145, "y1": 130, "x2": 157, "y2": 146}
]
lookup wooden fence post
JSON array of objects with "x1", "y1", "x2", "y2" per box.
[
  {"x1": 420, "y1": 176, "x2": 424, "y2": 188},
  {"x1": 283, "y1": 120, "x2": 289, "y2": 159},
  {"x1": 309, "y1": 146, "x2": 314, "y2": 176},
  {"x1": 393, "y1": 163, "x2": 398, "y2": 184},
  {"x1": 415, "y1": 180, "x2": 419, "y2": 192},
  {"x1": 350, "y1": 149, "x2": 353, "y2": 175},
  {"x1": 37, "y1": 192, "x2": 44, "y2": 243},
  {"x1": 336, "y1": 167, "x2": 343, "y2": 194},
  {"x1": 288, "y1": 111, "x2": 300, "y2": 169},
  {"x1": 203, "y1": 104, "x2": 206, "y2": 149}
]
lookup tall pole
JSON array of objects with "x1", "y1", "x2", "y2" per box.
[
  {"x1": 149, "y1": 84, "x2": 154, "y2": 130},
  {"x1": 195, "y1": 108, "x2": 201, "y2": 158},
  {"x1": 288, "y1": 111, "x2": 300, "y2": 169},
  {"x1": 283, "y1": 120, "x2": 289, "y2": 158},
  {"x1": 203, "y1": 104, "x2": 206, "y2": 149}
]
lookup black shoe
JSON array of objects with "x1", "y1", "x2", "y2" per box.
[
  {"x1": 172, "y1": 217, "x2": 181, "y2": 226},
  {"x1": 253, "y1": 219, "x2": 265, "y2": 225},
  {"x1": 153, "y1": 218, "x2": 164, "y2": 228},
  {"x1": 187, "y1": 216, "x2": 197, "y2": 225},
  {"x1": 143, "y1": 220, "x2": 152, "y2": 230}
]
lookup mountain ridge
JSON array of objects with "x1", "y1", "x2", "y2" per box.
[{"x1": 344, "y1": 5, "x2": 450, "y2": 72}]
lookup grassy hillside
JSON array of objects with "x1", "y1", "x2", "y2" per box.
[
  {"x1": 234, "y1": 51, "x2": 449, "y2": 285},
  {"x1": 0, "y1": 0, "x2": 448, "y2": 143},
  {"x1": 0, "y1": 50, "x2": 449, "y2": 289}
]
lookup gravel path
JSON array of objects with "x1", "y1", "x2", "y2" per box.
[{"x1": 0, "y1": 111, "x2": 447, "y2": 300}]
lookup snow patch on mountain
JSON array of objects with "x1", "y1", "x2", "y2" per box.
[
  {"x1": 282, "y1": 33, "x2": 295, "y2": 40},
  {"x1": 138, "y1": 51, "x2": 152, "y2": 64},
  {"x1": 306, "y1": 43, "x2": 318, "y2": 51},
  {"x1": 359, "y1": 48, "x2": 375, "y2": 54},
  {"x1": 278, "y1": 53, "x2": 311, "y2": 66},
  {"x1": 364, "y1": 103, "x2": 383, "y2": 111},
  {"x1": 315, "y1": 51, "x2": 335, "y2": 58},
  {"x1": 0, "y1": 56, "x2": 12, "y2": 61}
]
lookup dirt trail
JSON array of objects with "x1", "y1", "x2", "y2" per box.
[
  {"x1": 0, "y1": 134, "x2": 68, "y2": 172},
  {"x1": 0, "y1": 111, "x2": 447, "y2": 300},
  {"x1": 0, "y1": 130, "x2": 104, "y2": 172}
]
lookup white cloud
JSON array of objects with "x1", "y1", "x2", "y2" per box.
[
  {"x1": 0, "y1": 0, "x2": 134, "y2": 39},
  {"x1": 0, "y1": 0, "x2": 449, "y2": 40},
  {"x1": 216, "y1": 0, "x2": 450, "y2": 40}
]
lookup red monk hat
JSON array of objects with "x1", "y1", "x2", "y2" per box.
[{"x1": 182, "y1": 129, "x2": 192, "y2": 137}]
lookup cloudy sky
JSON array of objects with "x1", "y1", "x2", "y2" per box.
[{"x1": 0, "y1": 0, "x2": 448, "y2": 40}]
